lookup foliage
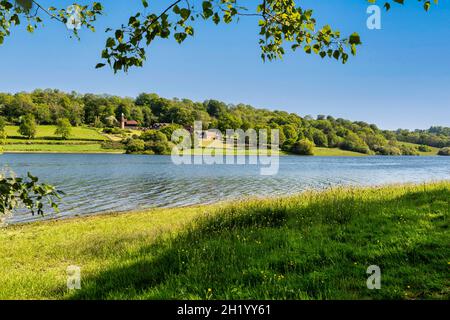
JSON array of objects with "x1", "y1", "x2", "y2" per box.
[
  {"x1": 0, "y1": 172, "x2": 61, "y2": 217},
  {"x1": 0, "y1": 1, "x2": 435, "y2": 73},
  {"x1": 54, "y1": 118, "x2": 72, "y2": 140},
  {"x1": 0, "y1": 116, "x2": 6, "y2": 143},
  {"x1": 393, "y1": 127, "x2": 450, "y2": 148},
  {"x1": 125, "y1": 138, "x2": 145, "y2": 154},
  {"x1": 18, "y1": 114, "x2": 37, "y2": 139},
  {"x1": 291, "y1": 139, "x2": 315, "y2": 155},
  {"x1": 340, "y1": 132, "x2": 371, "y2": 154},
  {"x1": 438, "y1": 147, "x2": 450, "y2": 156},
  {"x1": 418, "y1": 145, "x2": 432, "y2": 152},
  {"x1": 138, "y1": 130, "x2": 172, "y2": 154},
  {"x1": 2, "y1": 90, "x2": 449, "y2": 155}
]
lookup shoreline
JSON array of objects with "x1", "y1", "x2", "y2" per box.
[{"x1": 4, "y1": 180, "x2": 449, "y2": 228}]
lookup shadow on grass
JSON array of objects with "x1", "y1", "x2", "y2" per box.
[{"x1": 66, "y1": 186, "x2": 449, "y2": 300}]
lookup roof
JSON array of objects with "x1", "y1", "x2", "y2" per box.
[{"x1": 125, "y1": 120, "x2": 138, "y2": 125}]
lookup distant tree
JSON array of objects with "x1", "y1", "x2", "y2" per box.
[
  {"x1": 327, "y1": 131, "x2": 341, "y2": 148},
  {"x1": 141, "y1": 130, "x2": 171, "y2": 154},
  {"x1": 291, "y1": 139, "x2": 315, "y2": 156},
  {"x1": 340, "y1": 132, "x2": 370, "y2": 154},
  {"x1": 0, "y1": 116, "x2": 6, "y2": 143},
  {"x1": 312, "y1": 130, "x2": 328, "y2": 147},
  {"x1": 19, "y1": 114, "x2": 37, "y2": 139},
  {"x1": 55, "y1": 118, "x2": 72, "y2": 140},
  {"x1": 282, "y1": 124, "x2": 298, "y2": 141}
]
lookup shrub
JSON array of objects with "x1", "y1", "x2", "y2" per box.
[
  {"x1": 399, "y1": 144, "x2": 419, "y2": 156},
  {"x1": 125, "y1": 139, "x2": 145, "y2": 153},
  {"x1": 291, "y1": 139, "x2": 315, "y2": 155},
  {"x1": 141, "y1": 130, "x2": 172, "y2": 154},
  {"x1": 438, "y1": 147, "x2": 450, "y2": 156},
  {"x1": 312, "y1": 130, "x2": 328, "y2": 147},
  {"x1": 418, "y1": 145, "x2": 432, "y2": 152},
  {"x1": 103, "y1": 127, "x2": 123, "y2": 135},
  {"x1": 340, "y1": 132, "x2": 370, "y2": 154},
  {"x1": 376, "y1": 145, "x2": 402, "y2": 156}
]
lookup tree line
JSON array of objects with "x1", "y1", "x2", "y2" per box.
[{"x1": 0, "y1": 89, "x2": 449, "y2": 155}]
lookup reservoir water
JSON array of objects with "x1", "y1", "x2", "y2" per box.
[{"x1": 1, "y1": 153, "x2": 449, "y2": 223}]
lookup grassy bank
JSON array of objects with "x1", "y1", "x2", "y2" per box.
[
  {"x1": 2, "y1": 125, "x2": 124, "y2": 153},
  {"x1": 2, "y1": 144, "x2": 123, "y2": 153},
  {"x1": 0, "y1": 182, "x2": 448, "y2": 300},
  {"x1": 5, "y1": 125, "x2": 107, "y2": 141}
]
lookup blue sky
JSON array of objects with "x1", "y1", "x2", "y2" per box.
[{"x1": 1, "y1": 0, "x2": 449, "y2": 130}]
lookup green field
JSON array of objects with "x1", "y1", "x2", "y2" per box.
[
  {"x1": 314, "y1": 147, "x2": 367, "y2": 156},
  {"x1": 0, "y1": 182, "x2": 448, "y2": 299},
  {"x1": 2, "y1": 125, "x2": 120, "y2": 153},
  {"x1": 5, "y1": 125, "x2": 107, "y2": 141},
  {"x1": 2, "y1": 144, "x2": 123, "y2": 153}
]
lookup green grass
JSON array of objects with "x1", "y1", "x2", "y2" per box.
[
  {"x1": 5, "y1": 125, "x2": 107, "y2": 141},
  {"x1": 314, "y1": 147, "x2": 367, "y2": 156},
  {"x1": 0, "y1": 182, "x2": 448, "y2": 300},
  {"x1": 2, "y1": 125, "x2": 118, "y2": 153},
  {"x1": 2, "y1": 144, "x2": 123, "y2": 153}
]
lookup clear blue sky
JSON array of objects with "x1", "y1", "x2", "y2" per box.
[{"x1": 1, "y1": 0, "x2": 449, "y2": 130}]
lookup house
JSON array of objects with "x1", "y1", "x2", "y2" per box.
[{"x1": 120, "y1": 113, "x2": 139, "y2": 129}]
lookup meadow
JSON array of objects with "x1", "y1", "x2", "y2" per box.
[
  {"x1": 0, "y1": 182, "x2": 448, "y2": 300},
  {"x1": 2, "y1": 125, "x2": 124, "y2": 153}
]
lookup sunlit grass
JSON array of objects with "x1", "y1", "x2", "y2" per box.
[
  {"x1": 2, "y1": 144, "x2": 123, "y2": 153},
  {"x1": 5, "y1": 125, "x2": 107, "y2": 141},
  {"x1": 0, "y1": 182, "x2": 448, "y2": 300}
]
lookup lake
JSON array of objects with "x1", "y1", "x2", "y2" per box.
[{"x1": 1, "y1": 153, "x2": 449, "y2": 223}]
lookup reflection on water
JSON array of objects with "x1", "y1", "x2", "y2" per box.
[{"x1": 1, "y1": 154, "x2": 449, "y2": 223}]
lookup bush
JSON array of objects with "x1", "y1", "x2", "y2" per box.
[
  {"x1": 340, "y1": 133, "x2": 370, "y2": 154},
  {"x1": 125, "y1": 139, "x2": 145, "y2": 153},
  {"x1": 291, "y1": 139, "x2": 315, "y2": 155},
  {"x1": 312, "y1": 130, "x2": 328, "y2": 147},
  {"x1": 103, "y1": 127, "x2": 123, "y2": 134},
  {"x1": 418, "y1": 145, "x2": 432, "y2": 152},
  {"x1": 399, "y1": 144, "x2": 419, "y2": 156},
  {"x1": 438, "y1": 147, "x2": 450, "y2": 156},
  {"x1": 376, "y1": 145, "x2": 402, "y2": 156},
  {"x1": 141, "y1": 130, "x2": 172, "y2": 154}
]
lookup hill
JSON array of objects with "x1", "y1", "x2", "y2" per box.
[{"x1": 1, "y1": 89, "x2": 449, "y2": 155}]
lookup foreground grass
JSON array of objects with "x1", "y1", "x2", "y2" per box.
[{"x1": 0, "y1": 182, "x2": 449, "y2": 300}]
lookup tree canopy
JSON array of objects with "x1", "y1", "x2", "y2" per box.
[{"x1": 0, "y1": 0, "x2": 437, "y2": 73}]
